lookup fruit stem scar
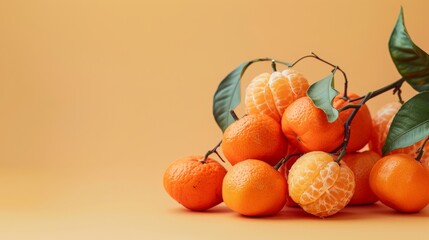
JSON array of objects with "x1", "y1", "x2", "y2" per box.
[
  {"x1": 274, "y1": 153, "x2": 302, "y2": 170},
  {"x1": 202, "y1": 140, "x2": 224, "y2": 163},
  {"x1": 415, "y1": 136, "x2": 429, "y2": 161}
]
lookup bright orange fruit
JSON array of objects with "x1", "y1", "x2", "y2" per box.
[
  {"x1": 222, "y1": 159, "x2": 287, "y2": 217},
  {"x1": 222, "y1": 114, "x2": 288, "y2": 166},
  {"x1": 279, "y1": 155, "x2": 300, "y2": 207},
  {"x1": 163, "y1": 155, "x2": 227, "y2": 211},
  {"x1": 369, "y1": 154, "x2": 429, "y2": 213},
  {"x1": 333, "y1": 93, "x2": 373, "y2": 152},
  {"x1": 288, "y1": 151, "x2": 355, "y2": 217},
  {"x1": 369, "y1": 102, "x2": 429, "y2": 167},
  {"x1": 282, "y1": 93, "x2": 372, "y2": 153},
  {"x1": 281, "y1": 97, "x2": 344, "y2": 153},
  {"x1": 245, "y1": 69, "x2": 309, "y2": 122},
  {"x1": 342, "y1": 150, "x2": 380, "y2": 205}
]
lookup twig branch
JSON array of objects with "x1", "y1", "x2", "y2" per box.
[
  {"x1": 334, "y1": 78, "x2": 406, "y2": 163},
  {"x1": 415, "y1": 137, "x2": 429, "y2": 161},
  {"x1": 289, "y1": 52, "x2": 349, "y2": 99},
  {"x1": 202, "y1": 140, "x2": 224, "y2": 163}
]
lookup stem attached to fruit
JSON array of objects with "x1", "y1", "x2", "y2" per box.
[
  {"x1": 229, "y1": 110, "x2": 239, "y2": 121},
  {"x1": 271, "y1": 60, "x2": 277, "y2": 72},
  {"x1": 274, "y1": 153, "x2": 302, "y2": 170},
  {"x1": 202, "y1": 110, "x2": 241, "y2": 163},
  {"x1": 334, "y1": 78, "x2": 406, "y2": 163},
  {"x1": 415, "y1": 137, "x2": 429, "y2": 161},
  {"x1": 202, "y1": 140, "x2": 224, "y2": 163},
  {"x1": 290, "y1": 52, "x2": 349, "y2": 99}
]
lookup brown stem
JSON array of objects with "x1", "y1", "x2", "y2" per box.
[
  {"x1": 274, "y1": 153, "x2": 302, "y2": 170},
  {"x1": 201, "y1": 140, "x2": 224, "y2": 163},
  {"x1": 415, "y1": 137, "x2": 429, "y2": 161},
  {"x1": 230, "y1": 110, "x2": 239, "y2": 121},
  {"x1": 289, "y1": 52, "x2": 349, "y2": 100},
  {"x1": 271, "y1": 60, "x2": 277, "y2": 72},
  {"x1": 334, "y1": 78, "x2": 406, "y2": 163}
]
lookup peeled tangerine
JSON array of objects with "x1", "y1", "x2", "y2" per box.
[
  {"x1": 244, "y1": 68, "x2": 309, "y2": 122},
  {"x1": 288, "y1": 151, "x2": 355, "y2": 217}
]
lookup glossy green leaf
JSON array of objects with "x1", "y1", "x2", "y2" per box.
[
  {"x1": 307, "y1": 72, "x2": 339, "y2": 123},
  {"x1": 383, "y1": 92, "x2": 429, "y2": 155},
  {"x1": 389, "y1": 8, "x2": 429, "y2": 92},
  {"x1": 212, "y1": 59, "x2": 258, "y2": 132}
]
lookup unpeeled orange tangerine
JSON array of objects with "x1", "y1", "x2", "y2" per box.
[
  {"x1": 222, "y1": 159, "x2": 287, "y2": 217},
  {"x1": 163, "y1": 155, "x2": 227, "y2": 211},
  {"x1": 222, "y1": 114, "x2": 288, "y2": 166}
]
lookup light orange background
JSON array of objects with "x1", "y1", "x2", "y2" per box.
[{"x1": 0, "y1": 0, "x2": 428, "y2": 239}]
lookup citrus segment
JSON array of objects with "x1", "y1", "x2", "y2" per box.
[
  {"x1": 369, "y1": 102, "x2": 429, "y2": 167},
  {"x1": 288, "y1": 151, "x2": 355, "y2": 217},
  {"x1": 245, "y1": 73, "x2": 281, "y2": 121},
  {"x1": 245, "y1": 69, "x2": 309, "y2": 121}
]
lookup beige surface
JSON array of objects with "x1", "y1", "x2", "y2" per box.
[{"x1": 0, "y1": 0, "x2": 428, "y2": 239}]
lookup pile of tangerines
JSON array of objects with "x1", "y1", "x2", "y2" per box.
[{"x1": 163, "y1": 68, "x2": 429, "y2": 218}]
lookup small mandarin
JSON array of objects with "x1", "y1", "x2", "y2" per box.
[
  {"x1": 342, "y1": 151, "x2": 380, "y2": 205},
  {"x1": 245, "y1": 69, "x2": 309, "y2": 121},
  {"x1": 222, "y1": 114, "x2": 288, "y2": 166},
  {"x1": 369, "y1": 154, "x2": 429, "y2": 213},
  {"x1": 222, "y1": 159, "x2": 287, "y2": 217},
  {"x1": 369, "y1": 102, "x2": 429, "y2": 168},
  {"x1": 333, "y1": 93, "x2": 373, "y2": 152},
  {"x1": 281, "y1": 97, "x2": 344, "y2": 153},
  {"x1": 288, "y1": 151, "x2": 355, "y2": 217},
  {"x1": 163, "y1": 155, "x2": 227, "y2": 211},
  {"x1": 279, "y1": 152, "x2": 300, "y2": 207}
]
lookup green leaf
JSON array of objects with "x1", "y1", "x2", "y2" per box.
[
  {"x1": 389, "y1": 7, "x2": 429, "y2": 92},
  {"x1": 306, "y1": 72, "x2": 339, "y2": 123},
  {"x1": 382, "y1": 92, "x2": 429, "y2": 155},
  {"x1": 212, "y1": 60, "x2": 258, "y2": 132}
]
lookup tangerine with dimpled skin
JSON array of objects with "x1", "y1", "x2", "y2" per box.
[
  {"x1": 222, "y1": 159, "x2": 287, "y2": 217},
  {"x1": 222, "y1": 114, "x2": 288, "y2": 166},
  {"x1": 342, "y1": 150, "x2": 380, "y2": 205},
  {"x1": 369, "y1": 154, "x2": 429, "y2": 213},
  {"x1": 281, "y1": 97, "x2": 344, "y2": 153},
  {"x1": 245, "y1": 69, "x2": 309, "y2": 122},
  {"x1": 163, "y1": 155, "x2": 227, "y2": 211},
  {"x1": 288, "y1": 151, "x2": 355, "y2": 217}
]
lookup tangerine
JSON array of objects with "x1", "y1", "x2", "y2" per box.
[
  {"x1": 369, "y1": 102, "x2": 429, "y2": 167},
  {"x1": 279, "y1": 155, "x2": 300, "y2": 207},
  {"x1": 245, "y1": 69, "x2": 309, "y2": 121},
  {"x1": 222, "y1": 114, "x2": 288, "y2": 166},
  {"x1": 333, "y1": 93, "x2": 372, "y2": 152},
  {"x1": 369, "y1": 154, "x2": 429, "y2": 213},
  {"x1": 342, "y1": 150, "x2": 380, "y2": 205},
  {"x1": 281, "y1": 96, "x2": 344, "y2": 153},
  {"x1": 222, "y1": 159, "x2": 287, "y2": 217},
  {"x1": 282, "y1": 93, "x2": 372, "y2": 153},
  {"x1": 288, "y1": 151, "x2": 355, "y2": 217},
  {"x1": 163, "y1": 155, "x2": 227, "y2": 211}
]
